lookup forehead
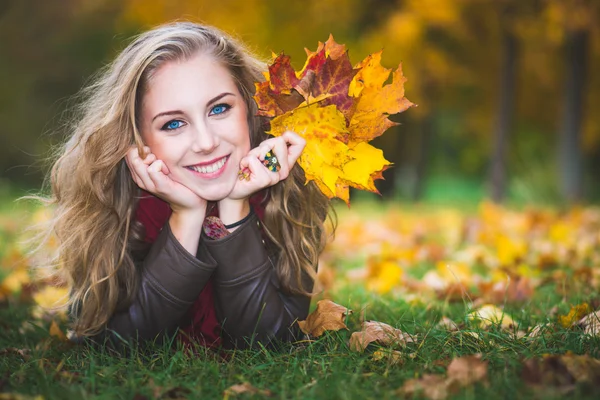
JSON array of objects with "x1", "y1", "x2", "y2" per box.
[{"x1": 142, "y1": 53, "x2": 239, "y2": 112}]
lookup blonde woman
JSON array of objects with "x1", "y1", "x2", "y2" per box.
[{"x1": 42, "y1": 22, "x2": 333, "y2": 348}]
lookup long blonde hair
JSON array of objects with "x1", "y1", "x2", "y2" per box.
[{"x1": 39, "y1": 22, "x2": 334, "y2": 336}]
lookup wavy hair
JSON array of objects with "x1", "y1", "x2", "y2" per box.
[{"x1": 38, "y1": 22, "x2": 335, "y2": 336}]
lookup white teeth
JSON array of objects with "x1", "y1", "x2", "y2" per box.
[{"x1": 190, "y1": 157, "x2": 226, "y2": 174}]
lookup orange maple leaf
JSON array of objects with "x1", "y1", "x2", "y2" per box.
[{"x1": 254, "y1": 35, "x2": 414, "y2": 204}]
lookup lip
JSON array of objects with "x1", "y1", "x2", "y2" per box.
[{"x1": 185, "y1": 155, "x2": 229, "y2": 179}]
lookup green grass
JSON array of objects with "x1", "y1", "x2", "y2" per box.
[
  {"x1": 2, "y1": 186, "x2": 600, "y2": 399},
  {"x1": 2, "y1": 282, "x2": 600, "y2": 400}
]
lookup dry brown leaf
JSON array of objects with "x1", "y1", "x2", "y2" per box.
[
  {"x1": 349, "y1": 321, "x2": 414, "y2": 352},
  {"x1": 398, "y1": 374, "x2": 449, "y2": 400},
  {"x1": 436, "y1": 317, "x2": 459, "y2": 332},
  {"x1": 446, "y1": 354, "x2": 489, "y2": 387},
  {"x1": 521, "y1": 353, "x2": 600, "y2": 394},
  {"x1": 223, "y1": 382, "x2": 273, "y2": 398},
  {"x1": 577, "y1": 310, "x2": 600, "y2": 336},
  {"x1": 398, "y1": 354, "x2": 489, "y2": 400},
  {"x1": 297, "y1": 300, "x2": 351, "y2": 337}
]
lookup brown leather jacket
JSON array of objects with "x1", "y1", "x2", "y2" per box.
[{"x1": 101, "y1": 213, "x2": 312, "y2": 348}]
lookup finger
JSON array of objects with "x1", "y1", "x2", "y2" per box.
[
  {"x1": 270, "y1": 138, "x2": 289, "y2": 179},
  {"x1": 131, "y1": 154, "x2": 159, "y2": 192},
  {"x1": 125, "y1": 147, "x2": 146, "y2": 188},
  {"x1": 282, "y1": 131, "x2": 306, "y2": 167},
  {"x1": 247, "y1": 156, "x2": 278, "y2": 187},
  {"x1": 146, "y1": 160, "x2": 169, "y2": 192}
]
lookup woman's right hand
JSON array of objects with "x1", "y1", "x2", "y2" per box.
[{"x1": 125, "y1": 146, "x2": 207, "y2": 213}]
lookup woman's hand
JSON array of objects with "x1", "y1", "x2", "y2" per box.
[
  {"x1": 226, "y1": 131, "x2": 306, "y2": 201},
  {"x1": 125, "y1": 146, "x2": 207, "y2": 213}
]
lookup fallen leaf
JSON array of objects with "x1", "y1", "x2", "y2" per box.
[
  {"x1": 298, "y1": 300, "x2": 351, "y2": 337},
  {"x1": 223, "y1": 382, "x2": 273, "y2": 398},
  {"x1": 446, "y1": 354, "x2": 488, "y2": 387},
  {"x1": 372, "y1": 349, "x2": 404, "y2": 366},
  {"x1": 349, "y1": 321, "x2": 413, "y2": 352},
  {"x1": 558, "y1": 303, "x2": 592, "y2": 328},
  {"x1": 578, "y1": 310, "x2": 600, "y2": 336},
  {"x1": 49, "y1": 320, "x2": 67, "y2": 341},
  {"x1": 436, "y1": 317, "x2": 459, "y2": 332},
  {"x1": 522, "y1": 353, "x2": 600, "y2": 394},
  {"x1": 398, "y1": 374, "x2": 449, "y2": 400},
  {"x1": 468, "y1": 304, "x2": 516, "y2": 330}
]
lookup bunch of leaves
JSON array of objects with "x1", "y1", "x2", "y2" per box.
[{"x1": 254, "y1": 36, "x2": 414, "y2": 204}]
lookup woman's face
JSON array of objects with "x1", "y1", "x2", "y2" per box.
[{"x1": 139, "y1": 53, "x2": 251, "y2": 201}]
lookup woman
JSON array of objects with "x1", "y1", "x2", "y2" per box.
[{"x1": 41, "y1": 22, "x2": 333, "y2": 348}]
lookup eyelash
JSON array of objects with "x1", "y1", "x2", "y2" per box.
[
  {"x1": 160, "y1": 103, "x2": 232, "y2": 131},
  {"x1": 209, "y1": 103, "x2": 232, "y2": 116}
]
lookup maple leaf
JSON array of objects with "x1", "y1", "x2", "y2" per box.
[
  {"x1": 349, "y1": 320, "x2": 414, "y2": 352},
  {"x1": 297, "y1": 299, "x2": 351, "y2": 337},
  {"x1": 254, "y1": 35, "x2": 414, "y2": 204}
]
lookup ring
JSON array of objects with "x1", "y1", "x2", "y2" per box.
[{"x1": 263, "y1": 150, "x2": 281, "y2": 172}]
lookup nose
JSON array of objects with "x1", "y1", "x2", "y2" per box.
[{"x1": 190, "y1": 123, "x2": 219, "y2": 153}]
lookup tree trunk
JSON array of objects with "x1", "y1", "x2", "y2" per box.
[
  {"x1": 559, "y1": 29, "x2": 589, "y2": 203},
  {"x1": 489, "y1": 29, "x2": 518, "y2": 203},
  {"x1": 413, "y1": 112, "x2": 433, "y2": 201}
]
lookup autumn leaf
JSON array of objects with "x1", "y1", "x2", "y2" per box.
[
  {"x1": 349, "y1": 321, "x2": 414, "y2": 352},
  {"x1": 522, "y1": 353, "x2": 600, "y2": 394},
  {"x1": 298, "y1": 299, "x2": 351, "y2": 337},
  {"x1": 223, "y1": 382, "x2": 273, "y2": 399},
  {"x1": 398, "y1": 354, "x2": 488, "y2": 400},
  {"x1": 577, "y1": 310, "x2": 600, "y2": 336},
  {"x1": 372, "y1": 349, "x2": 404, "y2": 366},
  {"x1": 558, "y1": 303, "x2": 592, "y2": 328},
  {"x1": 49, "y1": 320, "x2": 67, "y2": 341},
  {"x1": 398, "y1": 374, "x2": 449, "y2": 400},
  {"x1": 467, "y1": 304, "x2": 517, "y2": 330},
  {"x1": 446, "y1": 354, "x2": 489, "y2": 387},
  {"x1": 254, "y1": 35, "x2": 414, "y2": 204},
  {"x1": 436, "y1": 317, "x2": 460, "y2": 332}
]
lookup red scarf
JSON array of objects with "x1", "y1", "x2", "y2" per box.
[{"x1": 134, "y1": 192, "x2": 267, "y2": 348}]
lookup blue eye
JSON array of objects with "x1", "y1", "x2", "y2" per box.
[
  {"x1": 162, "y1": 120, "x2": 184, "y2": 131},
  {"x1": 210, "y1": 103, "x2": 230, "y2": 116}
]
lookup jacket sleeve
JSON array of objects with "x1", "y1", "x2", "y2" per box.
[
  {"x1": 203, "y1": 213, "x2": 313, "y2": 348},
  {"x1": 101, "y1": 222, "x2": 217, "y2": 343}
]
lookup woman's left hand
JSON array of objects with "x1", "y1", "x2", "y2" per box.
[{"x1": 226, "y1": 131, "x2": 306, "y2": 200}]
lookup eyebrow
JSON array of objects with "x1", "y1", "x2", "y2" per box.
[{"x1": 151, "y1": 92, "x2": 235, "y2": 122}]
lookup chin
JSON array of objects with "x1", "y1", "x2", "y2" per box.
[{"x1": 195, "y1": 184, "x2": 235, "y2": 202}]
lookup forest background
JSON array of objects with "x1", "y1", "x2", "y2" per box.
[{"x1": 1, "y1": 0, "x2": 599, "y2": 205}]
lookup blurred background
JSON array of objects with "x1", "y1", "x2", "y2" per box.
[{"x1": 0, "y1": 0, "x2": 599, "y2": 206}]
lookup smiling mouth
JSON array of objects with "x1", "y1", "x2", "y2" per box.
[{"x1": 186, "y1": 156, "x2": 228, "y2": 174}]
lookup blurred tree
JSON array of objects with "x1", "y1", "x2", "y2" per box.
[
  {"x1": 547, "y1": 0, "x2": 597, "y2": 203},
  {"x1": 489, "y1": 2, "x2": 518, "y2": 203},
  {"x1": 0, "y1": 0, "x2": 123, "y2": 186}
]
